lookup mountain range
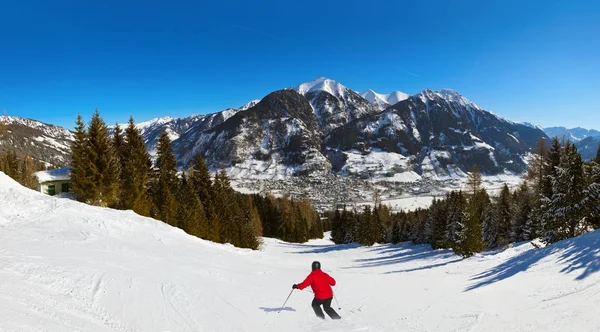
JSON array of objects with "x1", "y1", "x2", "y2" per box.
[
  {"x1": 145, "y1": 77, "x2": 548, "y2": 181},
  {"x1": 6, "y1": 78, "x2": 599, "y2": 182},
  {"x1": 0, "y1": 116, "x2": 74, "y2": 165},
  {"x1": 543, "y1": 127, "x2": 600, "y2": 161}
]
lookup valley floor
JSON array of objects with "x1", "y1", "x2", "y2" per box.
[{"x1": 1, "y1": 173, "x2": 599, "y2": 332}]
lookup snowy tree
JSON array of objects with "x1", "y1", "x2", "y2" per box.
[
  {"x1": 543, "y1": 143, "x2": 587, "y2": 243},
  {"x1": 512, "y1": 182, "x2": 533, "y2": 241},
  {"x1": 445, "y1": 191, "x2": 467, "y2": 252},
  {"x1": 482, "y1": 185, "x2": 512, "y2": 248},
  {"x1": 426, "y1": 198, "x2": 449, "y2": 249},
  {"x1": 582, "y1": 162, "x2": 600, "y2": 229}
]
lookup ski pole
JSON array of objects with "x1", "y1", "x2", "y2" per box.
[
  {"x1": 278, "y1": 289, "x2": 294, "y2": 313},
  {"x1": 333, "y1": 291, "x2": 341, "y2": 310}
]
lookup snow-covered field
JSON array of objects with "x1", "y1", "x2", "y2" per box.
[{"x1": 1, "y1": 172, "x2": 599, "y2": 331}]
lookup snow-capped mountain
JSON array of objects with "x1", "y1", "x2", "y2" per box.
[
  {"x1": 175, "y1": 90, "x2": 331, "y2": 178},
  {"x1": 575, "y1": 136, "x2": 600, "y2": 161},
  {"x1": 360, "y1": 89, "x2": 409, "y2": 111},
  {"x1": 290, "y1": 77, "x2": 379, "y2": 134},
  {"x1": 325, "y1": 89, "x2": 545, "y2": 178},
  {"x1": 0, "y1": 116, "x2": 74, "y2": 165},
  {"x1": 2, "y1": 78, "x2": 548, "y2": 182},
  {"x1": 167, "y1": 79, "x2": 546, "y2": 181},
  {"x1": 116, "y1": 100, "x2": 260, "y2": 158},
  {"x1": 544, "y1": 126, "x2": 600, "y2": 142}
]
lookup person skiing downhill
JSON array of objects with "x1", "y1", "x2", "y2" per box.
[{"x1": 293, "y1": 261, "x2": 341, "y2": 320}]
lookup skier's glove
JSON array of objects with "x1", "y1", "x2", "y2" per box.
[{"x1": 292, "y1": 284, "x2": 298, "y2": 289}]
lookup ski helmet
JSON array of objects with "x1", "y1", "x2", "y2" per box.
[{"x1": 311, "y1": 261, "x2": 321, "y2": 271}]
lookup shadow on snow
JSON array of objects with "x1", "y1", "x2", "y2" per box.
[
  {"x1": 259, "y1": 306, "x2": 296, "y2": 313},
  {"x1": 280, "y1": 241, "x2": 361, "y2": 254},
  {"x1": 465, "y1": 230, "x2": 600, "y2": 291}
]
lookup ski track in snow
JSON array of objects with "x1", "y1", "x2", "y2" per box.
[{"x1": 1, "y1": 172, "x2": 600, "y2": 331}]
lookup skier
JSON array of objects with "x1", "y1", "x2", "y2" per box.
[{"x1": 293, "y1": 261, "x2": 341, "y2": 320}]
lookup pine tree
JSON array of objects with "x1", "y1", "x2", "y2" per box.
[
  {"x1": 120, "y1": 117, "x2": 153, "y2": 216},
  {"x1": 583, "y1": 162, "x2": 600, "y2": 228},
  {"x1": 495, "y1": 184, "x2": 513, "y2": 247},
  {"x1": 177, "y1": 173, "x2": 208, "y2": 238},
  {"x1": 71, "y1": 113, "x2": 94, "y2": 202},
  {"x1": 20, "y1": 156, "x2": 36, "y2": 189},
  {"x1": 237, "y1": 194, "x2": 261, "y2": 249},
  {"x1": 86, "y1": 109, "x2": 119, "y2": 206},
  {"x1": 596, "y1": 143, "x2": 600, "y2": 164},
  {"x1": 543, "y1": 137, "x2": 562, "y2": 199},
  {"x1": 358, "y1": 205, "x2": 376, "y2": 246},
  {"x1": 543, "y1": 143, "x2": 587, "y2": 243},
  {"x1": 152, "y1": 129, "x2": 179, "y2": 225},
  {"x1": 445, "y1": 191, "x2": 467, "y2": 251},
  {"x1": 112, "y1": 122, "x2": 126, "y2": 177},
  {"x1": 426, "y1": 198, "x2": 449, "y2": 249},
  {"x1": 512, "y1": 182, "x2": 533, "y2": 241},
  {"x1": 189, "y1": 155, "x2": 218, "y2": 239}
]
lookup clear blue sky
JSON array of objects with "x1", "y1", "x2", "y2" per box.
[{"x1": 1, "y1": 0, "x2": 599, "y2": 129}]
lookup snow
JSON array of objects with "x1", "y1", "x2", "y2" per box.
[
  {"x1": 293, "y1": 77, "x2": 349, "y2": 100},
  {"x1": 1, "y1": 172, "x2": 600, "y2": 331},
  {"x1": 341, "y1": 150, "x2": 412, "y2": 179},
  {"x1": 32, "y1": 167, "x2": 71, "y2": 183},
  {"x1": 359, "y1": 89, "x2": 409, "y2": 110}
]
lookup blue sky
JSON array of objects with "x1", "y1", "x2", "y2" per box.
[{"x1": 1, "y1": 0, "x2": 599, "y2": 129}]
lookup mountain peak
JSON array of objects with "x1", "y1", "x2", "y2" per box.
[
  {"x1": 359, "y1": 89, "x2": 409, "y2": 110},
  {"x1": 292, "y1": 77, "x2": 348, "y2": 99}
]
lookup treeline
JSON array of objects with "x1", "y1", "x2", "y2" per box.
[
  {"x1": 331, "y1": 137, "x2": 600, "y2": 257},
  {"x1": 70, "y1": 110, "x2": 325, "y2": 249},
  {"x1": 0, "y1": 149, "x2": 46, "y2": 189}
]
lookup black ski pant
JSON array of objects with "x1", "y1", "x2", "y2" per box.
[{"x1": 311, "y1": 297, "x2": 341, "y2": 319}]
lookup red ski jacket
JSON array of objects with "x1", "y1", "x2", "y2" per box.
[{"x1": 296, "y1": 270, "x2": 336, "y2": 300}]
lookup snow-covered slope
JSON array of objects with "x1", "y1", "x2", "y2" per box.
[
  {"x1": 1, "y1": 172, "x2": 599, "y2": 332},
  {"x1": 360, "y1": 89, "x2": 409, "y2": 110}
]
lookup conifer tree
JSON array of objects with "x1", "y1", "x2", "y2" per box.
[
  {"x1": 120, "y1": 117, "x2": 153, "y2": 216},
  {"x1": 543, "y1": 137, "x2": 562, "y2": 199},
  {"x1": 596, "y1": 143, "x2": 600, "y2": 163},
  {"x1": 543, "y1": 143, "x2": 587, "y2": 242},
  {"x1": 71, "y1": 114, "x2": 94, "y2": 202},
  {"x1": 426, "y1": 198, "x2": 449, "y2": 249},
  {"x1": 20, "y1": 156, "x2": 36, "y2": 189},
  {"x1": 445, "y1": 191, "x2": 467, "y2": 250},
  {"x1": 583, "y1": 162, "x2": 600, "y2": 228},
  {"x1": 112, "y1": 122, "x2": 126, "y2": 176},
  {"x1": 190, "y1": 155, "x2": 218, "y2": 239},
  {"x1": 152, "y1": 129, "x2": 179, "y2": 225},
  {"x1": 87, "y1": 109, "x2": 119, "y2": 206},
  {"x1": 177, "y1": 173, "x2": 208, "y2": 238},
  {"x1": 510, "y1": 182, "x2": 532, "y2": 241}
]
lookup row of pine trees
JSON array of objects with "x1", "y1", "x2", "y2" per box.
[
  {"x1": 0, "y1": 149, "x2": 46, "y2": 189},
  {"x1": 70, "y1": 110, "x2": 325, "y2": 249},
  {"x1": 331, "y1": 137, "x2": 600, "y2": 257}
]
